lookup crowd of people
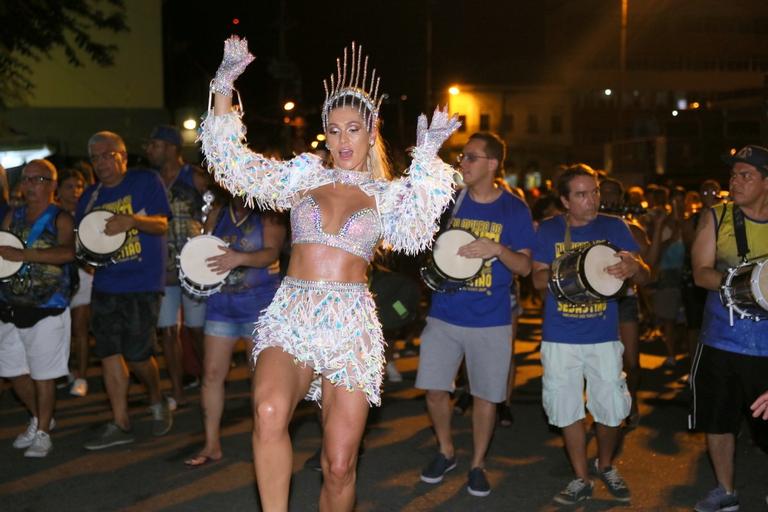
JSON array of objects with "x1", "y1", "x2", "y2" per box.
[{"x1": 1, "y1": 35, "x2": 767, "y2": 512}]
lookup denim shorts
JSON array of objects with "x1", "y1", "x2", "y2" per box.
[
  {"x1": 204, "y1": 319, "x2": 255, "y2": 339},
  {"x1": 157, "y1": 285, "x2": 206, "y2": 328}
]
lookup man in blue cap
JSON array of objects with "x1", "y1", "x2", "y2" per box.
[
  {"x1": 690, "y1": 144, "x2": 768, "y2": 512},
  {"x1": 145, "y1": 125, "x2": 209, "y2": 408}
]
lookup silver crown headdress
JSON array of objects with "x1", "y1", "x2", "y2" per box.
[{"x1": 322, "y1": 42, "x2": 386, "y2": 132}]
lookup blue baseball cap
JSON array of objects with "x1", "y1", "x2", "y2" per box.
[{"x1": 149, "y1": 125, "x2": 182, "y2": 147}]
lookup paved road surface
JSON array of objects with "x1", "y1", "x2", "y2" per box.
[{"x1": 2, "y1": 306, "x2": 767, "y2": 511}]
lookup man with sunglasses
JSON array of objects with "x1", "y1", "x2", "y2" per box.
[
  {"x1": 78, "y1": 131, "x2": 174, "y2": 450},
  {"x1": 0, "y1": 159, "x2": 76, "y2": 458},
  {"x1": 689, "y1": 145, "x2": 768, "y2": 512},
  {"x1": 416, "y1": 132, "x2": 535, "y2": 497}
]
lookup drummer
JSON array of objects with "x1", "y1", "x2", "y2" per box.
[
  {"x1": 688, "y1": 145, "x2": 768, "y2": 512},
  {"x1": 77, "y1": 130, "x2": 174, "y2": 450},
  {"x1": 415, "y1": 132, "x2": 534, "y2": 498},
  {"x1": 0, "y1": 159, "x2": 76, "y2": 458},
  {"x1": 184, "y1": 194, "x2": 285, "y2": 467},
  {"x1": 531, "y1": 164, "x2": 649, "y2": 505}
]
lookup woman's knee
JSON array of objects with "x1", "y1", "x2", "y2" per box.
[
  {"x1": 322, "y1": 450, "x2": 356, "y2": 485},
  {"x1": 252, "y1": 394, "x2": 292, "y2": 438}
]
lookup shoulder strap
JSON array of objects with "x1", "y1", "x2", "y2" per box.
[
  {"x1": 732, "y1": 203, "x2": 750, "y2": 262},
  {"x1": 83, "y1": 183, "x2": 103, "y2": 215},
  {"x1": 564, "y1": 214, "x2": 572, "y2": 252},
  {"x1": 441, "y1": 188, "x2": 467, "y2": 231},
  {"x1": 25, "y1": 205, "x2": 58, "y2": 246}
]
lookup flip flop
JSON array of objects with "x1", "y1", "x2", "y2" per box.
[{"x1": 184, "y1": 455, "x2": 221, "y2": 468}]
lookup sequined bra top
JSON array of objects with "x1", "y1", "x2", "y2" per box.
[{"x1": 290, "y1": 195, "x2": 381, "y2": 261}]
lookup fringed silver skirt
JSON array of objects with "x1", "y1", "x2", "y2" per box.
[{"x1": 253, "y1": 277, "x2": 385, "y2": 406}]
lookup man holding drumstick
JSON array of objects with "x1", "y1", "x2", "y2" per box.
[
  {"x1": 415, "y1": 132, "x2": 534, "y2": 498},
  {"x1": 532, "y1": 164, "x2": 649, "y2": 505},
  {"x1": 78, "y1": 131, "x2": 173, "y2": 450},
  {"x1": 689, "y1": 145, "x2": 768, "y2": 512}
]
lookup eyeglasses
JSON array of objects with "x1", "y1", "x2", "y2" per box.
[
  {"x1": 90, "y1": 151, "x2": 119, "y2": 163},
  {"x1": 457, "y1": 153, "x2": 491, "y2": 164},
  {"x1": 700, "y1": 190, "x2": 720, "y2": 196},
  {"x1": 21, "y1": 175, "x2": 53, "y2": 184}
]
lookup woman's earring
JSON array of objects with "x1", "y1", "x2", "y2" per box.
[{"x1": 369, "y1": 139, "x2": 375, "y2": 147}]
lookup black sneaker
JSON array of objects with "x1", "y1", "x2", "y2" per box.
[
  {"x1": 593, "y1": 459, "x2": 631, "y2": 502},
  {"x1": 466, "y1": 467, "x2": 491, "y2": 497},
  {"x1": 420, "y1": 453, "x2": 457, "y2": 484},
  {"x1": 553, "y1": 478, "x2": 594, "y2": 505}
]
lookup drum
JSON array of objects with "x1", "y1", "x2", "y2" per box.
[
  {"x1": 549, "y1": 242, "x2": 626, "y2": 304},
  {"x1": 720, "y1": 257, "x2": 768, "y2": 323},
  {"x1": 420, "y1": 228, "x2": 484, "y2": 292},
  {"x1": 0, "y1": 231, "x2": 25, "y2": 281},
  {"x1": 76, "y1": 210, "x2": 127, "y2": 267},
  {"x1": 178, "y1": 235, "x2": 230, "y2": 297}
]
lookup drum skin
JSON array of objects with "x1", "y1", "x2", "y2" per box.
[
  {"x1": 0, "y1": 230, "x2": 24, "y2": 280},
  {"x1": 178, "y1": 235, "x2": 230, "y2": 296},
  {"x1": 421, "y1": 228, "x2": 484, "y2": 292},
  {"x1": 76, "y1": 210, "x2": 127, "y2": 266}
]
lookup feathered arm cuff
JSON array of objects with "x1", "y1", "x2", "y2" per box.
[
  {"x1": 198, "y1": 110, "x2": 325, "y2": 210},
  {"x1": 377, "y1": 146, "x2": 457, "y2": 255}
]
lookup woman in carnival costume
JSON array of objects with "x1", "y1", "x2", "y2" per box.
[{"x1": 200, "y1": 36, "x2": 459, "y2": 511}]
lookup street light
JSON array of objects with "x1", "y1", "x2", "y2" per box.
[
  {"x1": 283, "y1": 101, "x2": 296, "y2": 111},
  {"x1": 182, "y1": 118, "x2": 197, "y2": 130},
  {"x1": 311, "y1": 141, "x2": 319, "y2": 149},
  {"x1": 448, "y1": 86, "x2": 460, "y2": 96},
  {"x1": 316, "y1": 134, "x2": 326, "y2": 141},
  {"x1": 604, "y1": 88, "x2": 612, "y2": 96}
]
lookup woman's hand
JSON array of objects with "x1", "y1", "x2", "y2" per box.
[
  {"x1": 211, "y1": 35, "x2": 256, "y2": 97},
  {"x1": 416, "y1": 106, "x2": 462, "y2": 154}
]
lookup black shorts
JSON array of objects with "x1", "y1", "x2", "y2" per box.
[
  {"x1": 91, "y1": 291, "x2": 161, "y2": 362},
  {"x1": 690, "y1": 344, "x2": 768, "y2": 440}
]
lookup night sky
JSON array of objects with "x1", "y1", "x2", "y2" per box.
[{"x1": 163, "y1": 0, "x2": 546, "y2": 146}]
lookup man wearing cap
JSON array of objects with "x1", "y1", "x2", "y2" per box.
[
  {"x1": 145, "y1": 125, "x2": 208, "y2": 408},
  {"x1": 690, "y1": 144, "x2": 768, "y2": 512}
]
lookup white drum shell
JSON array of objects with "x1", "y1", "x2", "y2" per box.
[
  {"x1": 178, "y1": 235, "x2": 230, "y2": 295},
  {"x1": 78, "y1": 211, "x2": 126, "y2": 254},
  {"x1": 433, "y1": 229, "x2": 483, "y2": 280},
  {"x1": 0, "y1": 231, "x2": 24, "y2": 279},
  {"x1": 582, "y1": 244, "x2": 624, "y2": 297}
]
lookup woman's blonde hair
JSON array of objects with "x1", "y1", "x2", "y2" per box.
[{"x1": 367, "y1": 128, "x2": 392, "y2": 181}]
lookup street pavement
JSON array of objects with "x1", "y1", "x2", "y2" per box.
[{"x1": 2, "y1": 305, "x2": 767, "y2": 511}]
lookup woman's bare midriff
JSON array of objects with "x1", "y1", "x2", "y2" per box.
[{"x1": 287, "y1": 244, "x2": 370, "y2": 283}]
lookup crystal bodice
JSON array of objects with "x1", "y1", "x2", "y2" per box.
[{"x1": 290, "y1": 194, "x2": 381, "y2": 261}]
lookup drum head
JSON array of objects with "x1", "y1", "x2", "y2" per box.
[
  {"x1": 582, "y1": 244, "x2": 624, "y2": 297},
  {"x1": 179, "y1": 235, "x2": 230, "y2": 286},
  {"x1": 79, "y1": 211, "x2": 127, "y2": 254},
  {"x1": 433, "y1": 229, "x2": 483, "y2": 280},
  {"x1": 0, "y1": 231, "x2": 24, "y2": 278},
  {"x1": 752, "y1": 258, "x2": 768, "y2": 311}
]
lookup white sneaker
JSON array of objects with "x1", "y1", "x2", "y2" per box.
[
  {"x1": 13, "y1": 417, "x2": 56, "y2": 449},
  {"x1": 24, "y1": 430, "x2": 52, "y2": 458},
  {"x1": 70, "y1": 378, "x2": 88, "y2": 397},
  {"x1": 386, "y1": 361, "x2": 403, "y2": 383},
  {"x1": 166, "y1": 396, "x2": 178, "y2": 412}
]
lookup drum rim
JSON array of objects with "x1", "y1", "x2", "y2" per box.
[
  {"x1": 178, "y1": 234, "x2": 231, "y2": 288},
  {"x1": 0, "y1": 229, "x2": 25, "y2": 278},
  {"x1": 750, "y1": 258, "x2": 768, "y2": 311},
  {"x1": 431, "y1": 227, "x2": 484, "y2": 281},
  {"x1": 77, "y1": 209, "x2": 128, "y2": 255},
  {"x1": 550, "y1": 241, "x2": 626, "y2": 303},
  {"x1": 578, "y1": 241, "x2": 626, "y2": 299}
]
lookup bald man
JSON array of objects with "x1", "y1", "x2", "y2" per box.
[{"x1": 0, "y1": 159, "x2": 76, "y2": 458}]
